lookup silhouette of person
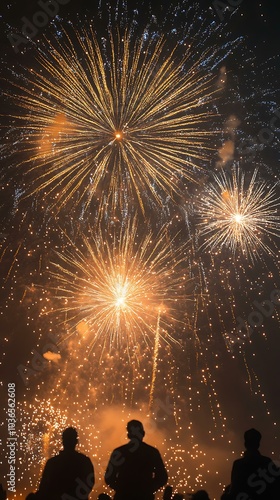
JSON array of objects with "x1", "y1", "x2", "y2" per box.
[
  {"x1": 163, "y1": 485, "x2": 173, "y2": 500},
  {"x1": 105, "y1": 419, "x2": 168, "y2": 500},
  {"x1": 230, "y1": 428, "x2": 280, "y2": 499},
  {"x1": 36, "y1": 427, "x2": 94, "y2": 500}
]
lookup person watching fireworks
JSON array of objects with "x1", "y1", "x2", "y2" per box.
[{"x1": 105, "y1": 419, "x2": 168, "y2": 500}]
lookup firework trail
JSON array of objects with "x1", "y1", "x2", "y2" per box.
[{"x1": 149, "y1": 308, "x2": 161, "y2": 411}]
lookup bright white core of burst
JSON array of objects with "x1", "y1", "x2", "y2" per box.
[
  {"x1": 114, "y1": 282, "x2": 128, "y2": 309},
  {"x1": 233, "y1": 213, "x2": 243, "y2": 224}
]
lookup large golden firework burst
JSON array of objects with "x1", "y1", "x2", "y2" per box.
[
  {"x1": 42, "y1": 218, "x2": 189, "y2": 357},
  {"x1": 12, "y1": 25, "x2": 219, "y2": 214}
]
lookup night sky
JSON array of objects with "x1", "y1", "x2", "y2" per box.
[{"x1": 1, "y1": 1, "x2": 280, "y2": 499}]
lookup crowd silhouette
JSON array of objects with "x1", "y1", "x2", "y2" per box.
[{"x1": 2, "y1": 422, "x2": 280, "y2": 499}]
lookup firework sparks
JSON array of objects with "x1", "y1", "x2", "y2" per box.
[
  {"x1": 2, "y1": 4, "x2": 280, "y2": 499},
  {"x1": 42, "y1": 218, "x2": 189, "y2": 359},
  {"x1": 10, "y1": 24, "x2": 220, "y2": 214},
  {"x1": 197, "y1": 167, "x2": 280, "y2": 261},
  {"x1": 149, "y1": 307, "x2": 162, "y2": 410}
]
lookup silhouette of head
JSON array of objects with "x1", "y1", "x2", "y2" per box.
[
  {"x1": 163, "y1": 485, "x2": 173, "y2": 500},
  {"x1": 191, "y1": 490, "x2": 210, "y2": 500},
  {"x1": 244, "y1": 428, "x2": 262, "y2": 451},
  {"x1": 62, "y1": 427, "x2": 78, "y2": 450},
  {"x1": 127, "y1": 420, "x2": 145, "y2": 440}
]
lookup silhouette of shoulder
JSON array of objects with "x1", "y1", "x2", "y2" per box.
[
  {"x1": 109, "y1": 440, "x2": 165, "y2": 469},
  {"x1": 38, "y1": 449, "x2": 94, "y2": 499},
  {"x1": 232, "y1": 451, "x2": 272, "y2": 475},
  {"x1": 105, "y1": 440, "x2": 167, "y2": 493},
  {"x1": 231, "y1": 451, "x2": 279, "y2": 499},
  {"x1": 115, "y1": 440, "x2": 162, "y2": 457}
]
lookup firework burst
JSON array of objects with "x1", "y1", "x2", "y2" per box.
[
  {"x1": 9, "y1": 23, "x2": 221, "y2": 215},
  {"x1": 41, "y1": 218, "x2": 189, "y2": 359},
  {"x1": 2, "y1": 4, "x2": 280, "y2": 499},
  {"x1": 197, "y1": 167, "x2": 280, "y2": 261}
]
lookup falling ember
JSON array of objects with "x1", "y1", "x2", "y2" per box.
[{"x1": 149, "y1": 307, "x2": 162, "y2": 411}]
